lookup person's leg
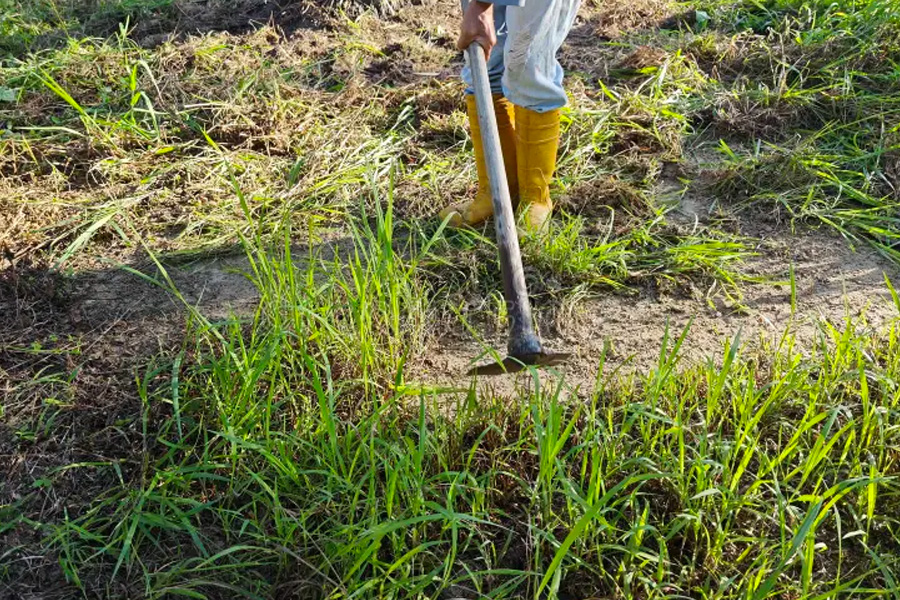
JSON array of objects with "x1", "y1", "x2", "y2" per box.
[
  {"x1": 441, "y1": 5, "x2": 519, "y2": 227},
  {"x1": 503, "y1": 0, "x2": 580, "y2": 231},
  {"x1": 501, "y1": 0, "x2": 580, "y2": 112},
  {"x1": 461, "y1": 4, "x2": 507, "y2": 97}
]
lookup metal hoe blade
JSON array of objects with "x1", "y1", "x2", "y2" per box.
[{"x1": 467, "y1": 352, "x2": 572, "y2": 376}]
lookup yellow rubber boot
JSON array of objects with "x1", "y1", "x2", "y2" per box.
[
  {"x1": 515, "y1": 106, "x2": 560, "y2": 232},
  {"x1": 439, "y1": 94, "x2": 519, "y2": 227}
]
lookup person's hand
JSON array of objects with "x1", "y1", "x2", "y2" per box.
[{"x1": 457, "y1": 1, "x2": 496, "y2": 59}]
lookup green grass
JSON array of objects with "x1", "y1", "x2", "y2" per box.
[
  {"x1": 4, "y1": 0, "x2": 900, "y2": 597},
  {"x1": 0, "y1": 0, "x2": 177, "y2": 54},
  {"x1": 21, "y1": 204, "x2": 900, "y2": 598},
  {"x1": 699, "y1": 0, "x2": 900, "y2": 258}
]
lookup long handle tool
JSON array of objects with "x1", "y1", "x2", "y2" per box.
[{"x1": 464, "y1": 40, "x2": 570, "y2": 376}]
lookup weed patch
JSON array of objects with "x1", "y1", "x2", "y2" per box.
[{"x1": 4, "y1": 0, "x2": 900, "y2": 597}]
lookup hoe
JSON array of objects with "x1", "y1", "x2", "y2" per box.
[{"x1": 464, "y1": 36, "x2": 570, "y2": 376}]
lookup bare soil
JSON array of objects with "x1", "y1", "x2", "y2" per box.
[
  {"x1": 42, "y1": 207, "x2": 899, "y2": 403},
  {"x1": 416, "y1": 228, "x2": 897, "y2": 398}
]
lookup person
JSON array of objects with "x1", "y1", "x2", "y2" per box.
[{"x1": 439, "y1": 0, "x2": 582, "y2": 231}]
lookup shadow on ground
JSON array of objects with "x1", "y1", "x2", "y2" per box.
[
  {"x1": 0, "y1": 236, "x2": 350, "y2": 596},
  {"x1": 4, "y1": 0, "x2": 327, "y2": 55}
]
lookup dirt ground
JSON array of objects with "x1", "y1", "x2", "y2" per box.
[
  {"x1": 420, "y1": 231, "x2": 898, "y2": 397},
  {"x1": 53, "y1": 191, "x2": 899, "y2": 402}
]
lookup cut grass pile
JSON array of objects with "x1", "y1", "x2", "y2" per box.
[
  {"x1": 697, "y1": 0, "x2": 900, "y2": 256},
  {"x1": 1, "y1": 0, "x2": 750, "y2": 306},
  {"x1": 3, "y1": 0, "x2": 900, "y2": 597}
]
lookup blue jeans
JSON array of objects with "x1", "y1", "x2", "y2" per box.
[{"x1": 460, "y1": 0, "x2": 581, "y2": 112}]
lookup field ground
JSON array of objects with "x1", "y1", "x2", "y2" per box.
[{"x1": 2, "y1": 0, "x2": 900, "y2": 598}]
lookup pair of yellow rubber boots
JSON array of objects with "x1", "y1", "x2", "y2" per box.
[{"x1": 440, "y1": 94, "x2": 559, "y2": 232}]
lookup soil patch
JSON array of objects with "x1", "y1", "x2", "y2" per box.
[
  {"x1": 413, "y1": 226, "x2": 899, "y2": 399},
  {"x1": 43, "y1": 220, "x2": 900, "y2": 403},
  {"x1": 26, "y1": 0, "x2": 327, "y2": 51},
  {"x1": 128, "y1": 0, "x2": 326, "y2": 47}
]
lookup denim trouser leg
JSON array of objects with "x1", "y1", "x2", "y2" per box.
[
  {"x1": 460, "y1": 0, "x2": 581, "y2": 112},
  {"x1": 461, "y1": 4, "x2": 507, "y2": 95}
]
